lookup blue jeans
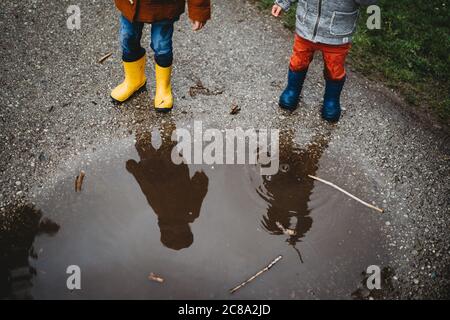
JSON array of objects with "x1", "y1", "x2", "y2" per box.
[{"x1": 119, "y1": 15, "x2": 178, "y2": 67}]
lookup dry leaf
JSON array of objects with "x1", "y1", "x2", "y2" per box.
[
  {"x1": 230, "y1": 104, "x2": 241, "y2": 115},
  {"x1": 189, "y1": 80, "x2": 224, "y2": 97}
]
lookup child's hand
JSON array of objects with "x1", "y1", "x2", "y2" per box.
[
  {"x1": 191, "y1": 20, "x2": 205, "y2": 31},
  {"x1": 271, "y1": 5, "x2": 283, "y2": 17}
]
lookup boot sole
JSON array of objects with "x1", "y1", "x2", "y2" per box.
[
  {"x1": 155, "y1": 106, "x2": 173, "y2": 113},
  {"x1": 155, "y1": 99, "x2": 174, "y2": 113},
  {"x1": 111, "y1": 82, "x2": 147, "y2": 105},
  {"x1": 279, "y1": 102, "x2": 298, "y2": 111},
  {"x1": 321, "y1": 113, "x2": 341, "y2": 123}
]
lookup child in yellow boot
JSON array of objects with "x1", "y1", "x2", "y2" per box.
[{"x1": 111, "y1": 0, "x2": 211, "y2": 112}]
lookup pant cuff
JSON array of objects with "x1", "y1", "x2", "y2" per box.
[
  {"x1": 155, "y1": 54, "x2": 173, "y2": 68},
  {"x1": 122, "y1": 48, "x2": 146, "y2": 63}
]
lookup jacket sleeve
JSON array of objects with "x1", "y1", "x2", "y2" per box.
[
  {"x1": 187, "y1": 0, "x2": 211, "y2": 23},
  {"x1": 274, "y1": 0, "x2": 295, "y2": 11},
  {"x1": 355, "y1": 0, "x2": 378, "y2": 5}
]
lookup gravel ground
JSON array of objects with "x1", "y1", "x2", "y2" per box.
[{"x1": 0, "y1": 0, "x2": 449, "y2": 299}]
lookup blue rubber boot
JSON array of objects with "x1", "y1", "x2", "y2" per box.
[
  {"x1": 322, "y1": 77, "x2": 346, "y2": 122},
  {"x1": 279, "y1": 69, "x2": 308, "y2": 111}
]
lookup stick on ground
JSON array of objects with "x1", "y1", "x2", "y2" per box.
[
  {"x1": 98, "y1": 52, "x2": 112, "y2": 64},
  {"x1": 308, "y1": 175, "x2": 384, "y2": 213},
  {"x1": 229, "y1": 255, "x2": 283, "y2": 294}
]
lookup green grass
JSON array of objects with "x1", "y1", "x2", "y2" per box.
[{"x1": 258, "y1": 0, "x2": 450, "y2": 122}]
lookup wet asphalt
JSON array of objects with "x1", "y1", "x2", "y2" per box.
[{"x1": 0, "y1": 0, "x2": 449, "y2": 299}]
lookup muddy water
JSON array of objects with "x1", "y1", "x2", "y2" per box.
[{"x1": 1, "y1": 121, "x2": 387, "y2": 299}]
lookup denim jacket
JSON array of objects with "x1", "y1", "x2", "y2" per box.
[{"x1": 275, "y1": 0, "x2": 378, "y2": 45}]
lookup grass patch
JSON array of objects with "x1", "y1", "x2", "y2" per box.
[{"x1": 257, "y1": 0, "x2": 450, "y2": 122}]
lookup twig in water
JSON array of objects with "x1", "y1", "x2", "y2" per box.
[
  {"x1": 229, "y1": 255, "x2": 283, "y2": 294},
  {"x1": 148, "y1": 272, "x2": 164, "y2": 283},
  {"x1": 75, "y1": 170, "x2": 86, "y2": 192},
  {"x1": 308, "y1": 175, "x2": 384, "y2": 213}
]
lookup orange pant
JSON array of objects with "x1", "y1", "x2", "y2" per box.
[{"x1": 290, "y1": 34, "x2": 351, "y2": 81}]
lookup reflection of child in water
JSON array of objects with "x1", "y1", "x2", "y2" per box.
[
  {"x1": 126, "y1": 122, "x2": 209, "y2": 250},
  {"x1": 260, "y1": 131, "x2": 329, "y2": 251}
]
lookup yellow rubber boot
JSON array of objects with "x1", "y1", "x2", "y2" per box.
[
  {"x1": 154, "y1": 64, "x2": 173, "y2": 112},
  {"x1": 111, "y1": 55, "x2": 147, "y2": 103}
]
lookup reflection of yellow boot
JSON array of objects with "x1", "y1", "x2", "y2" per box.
[
  {"x1": 111, "y1": 55, "x2": 147, "y2": 103},
  {"x1": 154, "y1": 64, "x2": 173, "y2": 112}
]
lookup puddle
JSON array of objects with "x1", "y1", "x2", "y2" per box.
[{"x1": 0, "y1": 120, "x2": 388, "y2": 299}]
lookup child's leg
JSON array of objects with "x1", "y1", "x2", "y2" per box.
[
  {"x1": 150, "y1": 18, "x2": 177, "y2": 67},
  {"x1": 279, "y1": 35, "x2": 315, "y2": 111},
  {"x1": 289, "y1": 35, "x2": 315, "y2": 73},
  {"x1": 320, "y1": 43, "x2": 351, "y2": 122},
  {"x1": 120, "y1": 15, "x2": 145, "y2": 62},
  {"x1": 150, "y1": 18, "x2": 178, "y2": 111},
  {"x1": 111, "y1": 16, "x2": 147, "y2": 103},
  {"x1": 321, "y1": 43, "x2": 350, "y2": 81}
]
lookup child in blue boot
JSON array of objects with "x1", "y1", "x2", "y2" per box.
[{"x1": 272, "y1": 0, "x2": 378, "y2": 122}]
